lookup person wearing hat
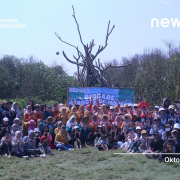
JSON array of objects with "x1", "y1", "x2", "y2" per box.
[
  {"x1": 99, "y1": 114, "x2": 111, "y2": 134},
  {"x1": 150, "y1": 118, "x2": 164, "y2": 136},
  {"x1": 39, "y1": 135, "x2": 54, "y2": 155},
  {"x1": 108, "y1": 106, "x2": 117, "y2": 124},
  {"x1": 34, "y1": 104, "x2": 44, "y2": 123},
  {"x1": 132, "y1": 104, "x2": 140, "y2": 121},
  {"x1": 71, "y1": 126, "x2": 82, "y2": 149},
  {"x1": 89, "y1": 115, "x2": 100, "y2": 134},
  {"x1": 139, "y1": 102, "x2": 151, "y2": 119},
  {"x1": 94, "y1": 125, "x2": 104, "y2": 146},
  {"x1": 55, "y1": 125, "x2": 74, "y2": 151},
  {"x1": 152, "y1": 106, "x2": 159, "y2": 121},
  {"x1": 121, "y1": 114, "x2": 133, "y2": 131},
  {"x1": 128, "y1": 126, "x2": 142, "y2": 153},
  {"x1": 78, "y1": 116, "x2": 91, "y2": 145},
  {"x1": 158, "y1": 107, "x2": 168, "y2": 127},
  {"x1": 0, "y1": 117, "x2": 10, "y2": 137},
  {"x1": 139, "y1": 130, "x2": 151, "y2": 153},
  {"x1": 145, "y1": 131, "x2": 164, "y2": 159},
  {"x1": 161, "y1": 124, "x2": 172, "y2": 141},
  {"x1": 57, "y1": 106, "x2": 69, "y2": 125},
  {"x1": 167, "y1": 105, "x2": 176, "y2": 127}
]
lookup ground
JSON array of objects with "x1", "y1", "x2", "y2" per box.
[{"x1": 0, "y1": 148, "x2": 179, "y2": 180}]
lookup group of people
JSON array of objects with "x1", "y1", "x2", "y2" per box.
[{"x1": 0, "y1": 97, "x2": 180, "y2": 162}]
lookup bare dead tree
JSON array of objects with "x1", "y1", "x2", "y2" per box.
[{"x1": 55, "y1": 6, "x2": 131, "y2": 87}]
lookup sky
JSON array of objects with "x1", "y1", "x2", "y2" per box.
[{"x1": 0, "y1": 0, "x2": 180, "y2": 75}]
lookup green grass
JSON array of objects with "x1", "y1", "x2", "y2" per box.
[{"x1": 0, "y1": 148, "x2": 179, "y2": 180}]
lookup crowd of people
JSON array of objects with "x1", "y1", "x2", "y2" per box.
[{"x1": 0, "y1": 97, "x2": 180, "y2": 162}]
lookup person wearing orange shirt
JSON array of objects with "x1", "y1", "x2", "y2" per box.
[
  {"x1": 76, "y1": 105, "x2": 84, "y2": 125},
  {"x1": 57, "y1": 106, "x2": 69, "y2": 125},
  {"x1": 33, "y1": 104, "x2": 44, "y2": 124},
  {"x1": 24, "y1": 105, "x2": 37, "y2": 123},
  {"x1": 89, "y1": 115, "x2": 100, "y2": 134},
  {"x1": 53, "y1": 103, "x2": 59, "y2": 119}
]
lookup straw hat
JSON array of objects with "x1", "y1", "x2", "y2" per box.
[
  {"x1": 59, "y1": 106, "x2": 69, "y2": 112},
  {"x1": 99, "y1": 114, "x2": 110, "y2": 121},
  {"x1": 123, "y1": 114, "x2": 132, "y2": 120}
]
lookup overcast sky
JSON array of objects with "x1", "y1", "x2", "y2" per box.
[{"x1": 0, "y1": 0, "x2": 179, "y2": 75}]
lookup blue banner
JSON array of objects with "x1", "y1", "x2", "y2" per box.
[{"x1": 68, "y1": 87, "x2": 134, "y2": 108}]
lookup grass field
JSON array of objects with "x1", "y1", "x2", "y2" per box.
[{"x1": 0, "y1": 147, "x2": 179, "y2": 180}]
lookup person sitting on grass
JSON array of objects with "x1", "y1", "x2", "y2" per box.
[
  {"x1": 109, "y1": 125, "x2": 120, "y2": 149},
  {"x1": 55, "y1": 125, "x2": 74, "y2": 151},
  {"x1": 117, "y1": 126, "x2": 126, "y2": 148},
  {"x1": 145, "y1": 131, "x2": 164, "y2": 159},
  {"x1": 38, "y1": 135, "x2": 53, "y2": 156},
  {"x1": 127, "y1": 126, "x2": 142, "y2": 153},
  {"x1": 54, "y1": 121, "x2": 63, "y2": 135},
  {"x1": 150, "y1": 118, "x2": 164, "y2": 136},
  {"x1": 78, "y1": 116, "x2": 91, "y2": 145},
  {"x1": 85, "y1": 132, "x2": 94, "y2": 147},
  {"x1": 122, "y1": 127, "x2": 136, "y2": 151},
  {"x1": 22, "y1": 122, "x2": 29, "y2": 137},
  {"x1": 94, "y1": 125, "x2": 104, "y2": 146},
  {"x1": 71, "y1": 126, "x2": 82, "y2": 149},
  {"x1": 0, "y1": 131, "x2": 12, "y2": 157},
  {"x1": 66, "y1": 116, "x2": 78, "y2": 136},
  {"x1": 11, "y1": 124, "x2": 19, "y2": 138},
  {"x1": 158, "y1": 137, "x2": 176, "y2": 162},
  {"x1": 28, "y1": 119, "x2": 36, "y2": 131},
  {"x1": 24, "y1": 130, "x2": 40, "y2": 157},
  {"x1": 11, "y1": 131, "x2": 29, "y2": 158},
  {"x1": 0, "y1": 117, "x2": 10, "y2": 139},
  {"x1": 138, "y1": 130, "x2": 151, "y2": 153},
  {"x1": 95, "y1": 134, "x2": 109, "y2": 151}
]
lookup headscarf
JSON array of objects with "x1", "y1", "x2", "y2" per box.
[
  {"x1": 11, "y1": 102, "x2": 21, "y2": 118},
  {"x1": 15, "y1": 131, "x2": 22, "y2": 140},
  {"x1": 66, "y1": 116, "x2": 77, "y2": 129},
  {"x1": 34, "y1": 107, "x2": 43, "y2": 115},
  {"x1": 28, "y1": 130, "x2": 35, "y2": 138},
  {"x1": 26, "y1": 105, "x2": 32, "y2": 114},
  {"x1": 91, "y1": 104, "x2": 98, "y2": 114},
  {"x1": 13, "y1": 118, "x2": 20, "y2": 125},
  {"x1": 60, "y1": 126, "x2": 68, "y2": 143},
  {"x1": 28, "y1": 120, "x2": 36, "y2": 130},
  {"x1": 92, "y1": 115, "x2": 99, "y2": 125},
  {"x1": 22, "y1": 122, "x2": 29, "y2": 136},
  {"x1": 59, "y1": 103, "x2": 64, "y2": 109}
]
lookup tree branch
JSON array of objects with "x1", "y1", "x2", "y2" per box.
[
  {"x1": 55, "y1": 32, "x2": 84, "y2": 59},
  {"x1": 62, "y1": 51, "x2": 84, "y2": 66},
  {"x1": 92, "y1": 21, "x2": 115, "y2": 60},
  {"x1": 72, "y1": 6, "x2": 84, "y2": 47}
]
